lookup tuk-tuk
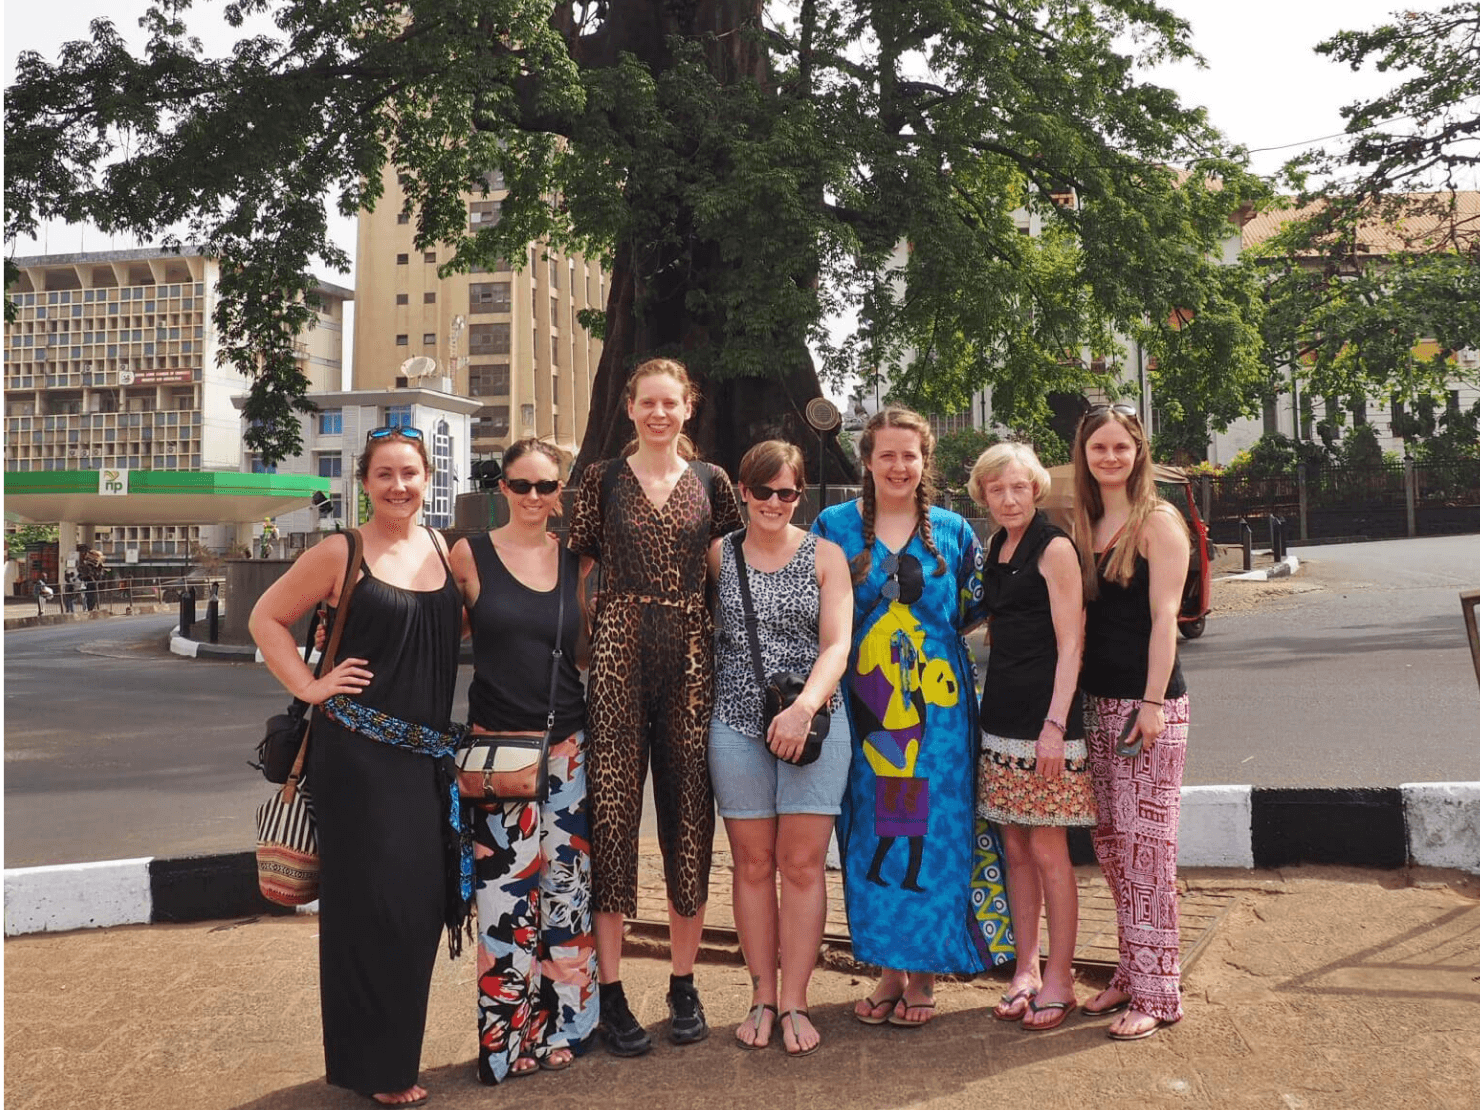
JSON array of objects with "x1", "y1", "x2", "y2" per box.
[{"x1": 1041, "y1": 464, "x2": 1212, "y2": 639}]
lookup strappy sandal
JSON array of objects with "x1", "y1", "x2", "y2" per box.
[
  {"x1": 538, "y1": 1048, "x2": 574, "y2": 1072},
  {"x1": 509, "y1": 1055, "x2": 540, "y2": 1079},
  {"x1": 735, "y1": 1002, "x2": 777, "y2": 1050},
  {"x1": 781, "y1": 1009, "x2": 820, "y2": 1058}
]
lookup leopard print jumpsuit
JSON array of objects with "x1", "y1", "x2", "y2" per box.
[{"x1": 569, "y1": 459, "x2": 741, "y2": 918}]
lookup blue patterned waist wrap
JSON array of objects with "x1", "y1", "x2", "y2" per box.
[{"x1": 319, "y1": 694, "x2": 474, "y2": 954}]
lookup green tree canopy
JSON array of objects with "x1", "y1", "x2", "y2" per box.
[
  {"x1": 6, "y1": 1, "x2": 1267, "y2": 472},
  {"x1": 1257, "y1": 3, "x2": 1480, "y2": 427}
]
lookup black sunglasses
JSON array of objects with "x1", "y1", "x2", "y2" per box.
[
  {"x1": 366, "y1": 425, "x2": 424, "y2": 441},
  {"x1": 880, "y1": 551, "x2": 924, "y2": 604},
  {"x1": 748, "y1": 483, "x2": 802, "y2": 504},
  {"x1": 1087, "y1": 403, "x2": 1139, "y2": 419},
  {"x1": 505, "y1": 478, "x2": 560, "y2": 495}
]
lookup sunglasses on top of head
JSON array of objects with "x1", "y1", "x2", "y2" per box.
[
  {"x1": 366, "y1": 425, "x2": 424, "y2": 441},
  {"x1": 1087, "y1": 403, "x2": 1139, "y2": 420},
  {"x1": 504, "y1": 478, "x2": 561, "y2": 496},
  {"x1": 747, "y1": 483, "x2": 802, "y2": 504}
]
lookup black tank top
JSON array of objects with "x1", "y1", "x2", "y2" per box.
[
  {"x1": 331, "y1": 528, "x2": 462, "y2": 731},
  {"x1": 466, "y1": 533, "x2": 586, "y2": 736},
  {"x1": 978, "y1": 512, "x2": 1084, "y2": 739},
  {"x1": 1081, "y1": 547, "x2": 1187, "y2": 701}
]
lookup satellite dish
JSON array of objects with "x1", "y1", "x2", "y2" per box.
[
  {"x1": 805, "y1": 397, "x2": 841, "y2": 432},
  {"x1": 400, "y1": 356, "x2": 438, "y2": 379},
  {"x1": 119, "y1": 370, "x2": 135, "y2": 386}
]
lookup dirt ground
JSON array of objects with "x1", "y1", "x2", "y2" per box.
[{"x1": 4, "y1": 866, "x2": 1477, "y2": 1110}]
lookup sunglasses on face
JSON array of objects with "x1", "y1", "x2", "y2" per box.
[
  {"x1": 366, "y1": 425, "x2": 424, "y2": 441},
  {"x1": 1087, "y1": 403, "x2": 1139, "y2": 419},
  {"x1": 504, "y1": 478, "x2": 560, "y2": 496},
  {"x1": 880, "y1": 551, "x2": 924, "y2": 604},
  {"x1": 747, "y1": 483, "x2": 802, "y2": 504}
]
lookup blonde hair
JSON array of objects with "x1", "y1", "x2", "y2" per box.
[
  {"x1": 852, "y1": 407, "x2": 945, "y2": 583},
  {"x1": 1071, "y1": 408, "x2": 1187, "y2": 599},
  {"x1": 968, "y1": 442, "x2": 1050, "y2": 508},
  {"x1": 738, "y1": 439, "x2": 805, "y2": 492},
  {"x1": 621, "y1": 357, "x2": 699, "y2": 460}
]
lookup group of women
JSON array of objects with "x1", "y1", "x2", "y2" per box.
[{"x1": 251, "y1": 357, "x2": 1191, "y2": 1107}]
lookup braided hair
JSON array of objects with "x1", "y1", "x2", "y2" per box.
[{"x1": 850, "y1": 406, "x2": 946, "y2": 584}]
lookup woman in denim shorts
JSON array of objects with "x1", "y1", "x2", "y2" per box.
[{"x1": 706, "y1": 440, "x2": 852, "y2": 1057}]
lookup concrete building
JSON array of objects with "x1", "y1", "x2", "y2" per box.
[
  {"x1": 3, "y1": 248, "x2": 350, "y2": 566},
  {"x1": 235, "y1": 385, "x2": 481, "y2": 541},
  {"x1": 353, "y1": 166, "x2": 607, "y2": 461}
]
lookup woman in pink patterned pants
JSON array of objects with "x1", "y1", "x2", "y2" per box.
[{"x1": 1070, "y1": 404, "x2": 1191, "y2": 1041}]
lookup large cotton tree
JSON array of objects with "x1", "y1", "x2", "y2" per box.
[{"x1": 5, "y1": 1, "x2": 1265, "y2": 473}]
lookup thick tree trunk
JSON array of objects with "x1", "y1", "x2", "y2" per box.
[{"x1": 568, "y1": 0, "x2": 856, "y2": 482}]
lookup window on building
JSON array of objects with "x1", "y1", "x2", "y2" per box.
[
  {"x1": 423, "y1": 292, "x2": 436, "y2": 304},
  {"x1": 551, "y1": 335, "x2": 560, "y2": 365},
  {"x1": 469, "y1": 282, "x2": 511, "y2": 314},
  {"x1": 384, "y1": 405, "x2": 414, "y2": 429},
  {"x1": 396, "y1": 253, "x2": 409, "y2": 265},
  {"x1": 397, "y1": 212, "x2": 410, "y2": 224},
  {"x1": 481, "y1": 169, "x2": 506, "y2": 191},
  {"x1": 318, "y1": 408, "x2": 343, "y2": 435},
  {"x1": 1448, "y1": 389, "x2": 1462, "y2": 416},
  {"x1": 469, "y1": 364, "x2": 510, "y2": 397},
  {"x1": 250, "y1": 456, "x2": 277, "y2": 474},
  {"x1": 423, "y1": 251, "x2": 436, "y2": 263},
  {"x1": 470, "y1": 200, "x2": 501, "y2": 229},
  {"x1": 469, "y1": 322, "x2": 510, "y2": 354},
  {"x1": 551, "y1": 373, "x2": 558, "y2": 404},
  {"x1": 316, "y1": 453, "x2": 342, "y2": 478},
  {"x1": 548, "y1": 256, "x2": 559, "y2": 289},
  {"x1": 395, "y1": 293, "x2": 409, "y2": 305},
  {"x1": 551, "y1": 296, "x2": 559, "y2": 324},
  {"x1": 472, "y1": 406, "x2": 510, "y2": 439},
  {"x1": 422, "y1": 333, "x2": 436, "y2": 346},
  {"x1": 396, "y1": 334, "x2": 409, "y2": 345}
]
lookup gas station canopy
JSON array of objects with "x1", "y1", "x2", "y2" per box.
[{"x1": 3, "y1": 470, "x2": 330, "y2": 525}]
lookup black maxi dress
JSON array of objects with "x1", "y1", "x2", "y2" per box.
[{"x1": 307, "y1": 545, "x2": 462, "y2": 1096}]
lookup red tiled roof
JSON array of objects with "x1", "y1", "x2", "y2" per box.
[{"x1": 1242, "y1": 191, "x2": 1480, "y2": 254}]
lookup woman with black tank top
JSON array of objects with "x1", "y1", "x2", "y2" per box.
[
  {"x1": 251, "y1": 426, "x2": 464, "y2": 1108},
  {"x1": 969, "y1": 444, "x2": 1094, "y2": 1033},
  {"x1": 1070, "y1": 405, "x2": 1191, "y2": 1043},
  {"x1": 447, "y1": 439, "x2": 596, "y2": 1083}
]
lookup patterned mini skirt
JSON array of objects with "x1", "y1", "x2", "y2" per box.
[{"x1": 976, "y1": 732, "x2": 1097, "y2": 828}]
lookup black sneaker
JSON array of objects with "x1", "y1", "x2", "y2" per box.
[
  {"x1": 599, "y1": 991, "x2": 653, "y2": 1057},
  {"x1": 667, "y1": 977, "x2": 709, "y2": 1045}
]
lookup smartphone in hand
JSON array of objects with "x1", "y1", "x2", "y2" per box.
[{"x1": 1114, "y1": 713, "x2": 1142, "y2": 758}]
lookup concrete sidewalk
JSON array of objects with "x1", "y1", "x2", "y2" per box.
[{"x1": 5, "y1": 864, "x2": 1478, "y2": 1110}]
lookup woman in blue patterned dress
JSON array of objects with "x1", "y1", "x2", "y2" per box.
[
  {"x1": 812, "y1": 407, "x2": 1012, "y2": 1028},
  {"x1": 448, "y1": 439, "x2": 596, "y2": 1082}
]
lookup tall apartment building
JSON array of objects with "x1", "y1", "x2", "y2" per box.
[
  {"x1": 353, "y1": 167, "x2": 606, "y2": 460},
  {"x1": 3, "y1": 247, "x2": 350, "y2": 563}
]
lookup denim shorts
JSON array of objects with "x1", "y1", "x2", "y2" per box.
[{"x1": 707, "y1": 713, "x2": 852, "y2": 819}]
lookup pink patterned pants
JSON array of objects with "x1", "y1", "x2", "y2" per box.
[{"x1": 1084, "y1": 694, "x2": 1189, "y2": 1023}]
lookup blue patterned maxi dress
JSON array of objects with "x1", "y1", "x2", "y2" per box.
[{"x1": 812, "y1": 503, "x2": 1014, "y2": 973}]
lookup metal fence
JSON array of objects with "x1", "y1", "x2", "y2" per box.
[{"x1": 1201, "y1": 460, "x2": 1480, "y2": 544}]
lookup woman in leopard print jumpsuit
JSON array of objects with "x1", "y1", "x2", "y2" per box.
[{"x1": 568, "y1": 359, "x2": 741, "y2": 1057}]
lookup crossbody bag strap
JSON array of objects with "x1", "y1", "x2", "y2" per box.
[
  {"x1": 728, "y1": 532, "x2": 771, "y2": 718},
  {"x1": 284, "y1": 529, "x2": 365, "y2": 797},
  {"x1": 544, "y1": 546, "x2": 566, "y2": 732}
]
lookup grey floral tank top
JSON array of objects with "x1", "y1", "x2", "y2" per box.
[{"x1": 712, "y1": 530, "x2": 841, "y2": 738}]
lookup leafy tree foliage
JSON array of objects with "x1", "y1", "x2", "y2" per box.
[
  {"x1": 1259, "y1": 4, "x2": 1480, "y2": 427},
  {"x1": 7, "y1": 1, "x2": 1264, "y2": 471}
]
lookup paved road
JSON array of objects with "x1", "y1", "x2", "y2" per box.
[
  {"x1": 5, "y1": 533, "x2": 1478, "y2": 867},
  {"x1": 1181, "y1": 534, "x2": 1480, "y2": 787},
  {"x1": 2, "y1": 615, "x2": 477, "y2": 868}
]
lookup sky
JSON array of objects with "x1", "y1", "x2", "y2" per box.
[{"x1": 2, "y1": 0, "x2": 1460, "y2": 389}]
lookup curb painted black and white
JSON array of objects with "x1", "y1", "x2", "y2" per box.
[{"x1": 6, "y1": 784, "x2": 1476, "y2": 937}]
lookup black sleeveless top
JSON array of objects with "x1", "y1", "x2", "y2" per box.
[
  {"x1": 1081, "y1": 546, "x2": 1187, "y2": 701},
  {"x1": 331, "y1": 528, "x2": 462, "y2": 732},
  {"x1": 979, "y1": 512, "x2": 1084, "y2": 740},
  {"x1": 466, "y1": 533, "x2": 586, "y2": 737}
]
